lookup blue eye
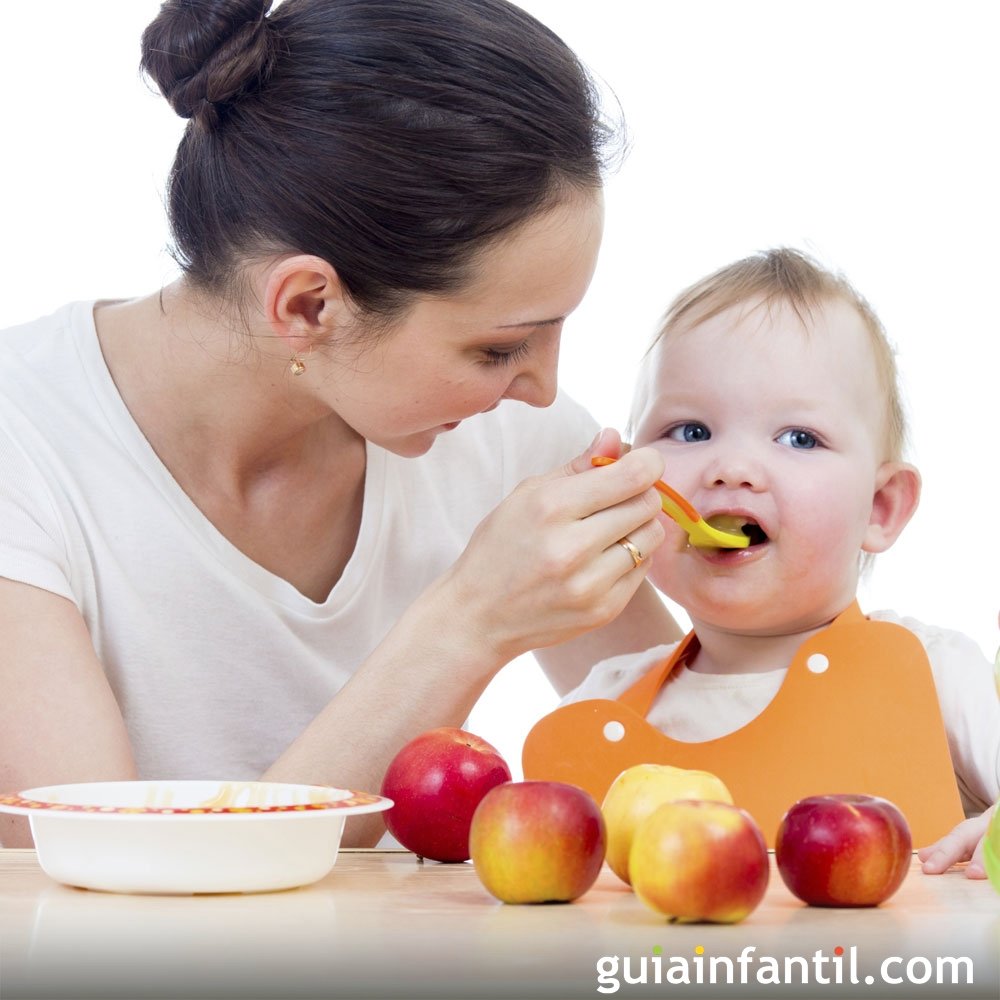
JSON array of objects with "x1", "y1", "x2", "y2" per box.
[
  {"x1": 777, "y1": 428, "x2": 819, "y2": 449},
  {"x1": 666, "y1": 422, "x2": 711, "y2": 443}
]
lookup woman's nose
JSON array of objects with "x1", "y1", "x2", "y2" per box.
[{"x1": 502, "y1": 331, "x2": 561, "y2": 408}]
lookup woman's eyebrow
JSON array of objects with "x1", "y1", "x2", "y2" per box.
[{"x1": 495, "y1": 316, "x2": 565, "y2": 330}]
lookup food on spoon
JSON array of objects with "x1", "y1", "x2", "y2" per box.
[{"x1": 704, "y1": 513, "x2": 766, "y2": 545}]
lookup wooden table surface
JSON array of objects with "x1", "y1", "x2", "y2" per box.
[{"x1": 1, "y1": 848, "x2": 997, "y2": 999}]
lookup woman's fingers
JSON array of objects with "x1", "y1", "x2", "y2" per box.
[
  {"x1": 611, "y1": 536, "x2": 646, "y2": 572},
  {"x1": 606, "y1": 517, "x2": 665, "y2": 573},
  {"x1": 555, "y1": 438, "x2": 665, "y2": 519},
  {"x1": 442, "y1": 438, "x2": 669, "y2": 661},
  {"x1": 551, "y1": 429, "x2": 667, "y2": 554},
  {"x1": 565, "y1": 427, "x2": 626, "y2": 475},
  {"x1": 524, "y1": 471, "x2": 666, "y2": 581},
  {"x1": 510, "y1": 441, "x2": 667, "y2": 574}
]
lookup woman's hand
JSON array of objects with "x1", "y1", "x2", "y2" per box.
[
  {"x1": 435, "y1": 428, "x2": 667, "y2": 667},
  {"x1": 917, "y1": 803, "x2": 995, "y2": 878},
  {"x1": 587, "y1": 426, "x2": 631, "y2": 461}
]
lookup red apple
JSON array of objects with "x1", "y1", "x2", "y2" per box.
[
  {"x1": 775, "y1": 794, "x2": 912, "y2": 907},
  {"x1": 629, "y1": 800, "x2": 769, "y2": 923},
  {"x1": 469, "y1": 781, "x2": 606, "y2": 903},
  {"x1": 380, "y1": 727, "x2": 511, "y2": 862}
]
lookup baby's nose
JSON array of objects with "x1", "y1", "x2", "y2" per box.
[{"x1": 706, "y1": 450, "x2": 764, "y2": 491}]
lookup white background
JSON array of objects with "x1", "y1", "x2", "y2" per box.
[{"x1": 1, "y1": 2, "x2": 997, "y2": 776}]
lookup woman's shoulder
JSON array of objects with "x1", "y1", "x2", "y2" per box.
[
  {"x1": 1, "y1": 300, "x2": 87, "y2": 342},
  {"x1": 0, "y1": 302, "x2": 105, "y2": 427},
  {"x1": 0, "y1": 301, "x2": 95, "y2": 376}
]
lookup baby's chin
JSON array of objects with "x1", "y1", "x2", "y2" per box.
[
  {"x1": 688, "y1": 606, "x2": 848, "y2": 641},
  {"x1": 652, "y1": 576, "x2": 764, "y2": 629}
]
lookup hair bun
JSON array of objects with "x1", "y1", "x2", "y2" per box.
[{"x1": 141, "y1": 0, "x2": 275, "y2": 130}]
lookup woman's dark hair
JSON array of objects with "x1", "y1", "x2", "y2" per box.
[{"x1": 140, "y1": 0, "x2": 619, "y2": 319}]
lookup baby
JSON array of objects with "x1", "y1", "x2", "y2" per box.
[{"x1": 560, "y1": 248, "x2": 998, "y2": 875}]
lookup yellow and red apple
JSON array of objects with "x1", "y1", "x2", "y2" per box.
[
  {"x1": 469, "y1": 780, "x2": 606, "y2": 903},
  {"x1": 601, "y1": 763, "x2": 734, "y2": 885},
  {"x1": 380, "y1": 727, "x2": 511, "y2": 862},
  {"x1": 775, "y1": 794, "x2": 912, "y2": 907},
  {"x1": 629, "y1": 799, "x2": 769, "y2": 923}
]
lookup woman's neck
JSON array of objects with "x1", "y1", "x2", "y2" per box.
[
  {"x1": 94, "y1": 283, "x2": 362, "y2": 498},
  {"x1": 94, "y1": 283, "x2": 369, "y2": 602}
]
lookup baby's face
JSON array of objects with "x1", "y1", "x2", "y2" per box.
[{"x1": 632, "y1": 295, "x2": 890, "y2": 637}]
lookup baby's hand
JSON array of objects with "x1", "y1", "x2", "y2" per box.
[{"x1": 917, "y1": 804, "x2": 995, "y2": 878}]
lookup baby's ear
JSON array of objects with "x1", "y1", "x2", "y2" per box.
[{"x1": 862, "y1": 462, "x2": 921, "y2": 553}]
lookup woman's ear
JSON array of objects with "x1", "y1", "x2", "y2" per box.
[
  {"x1": 262, "y1": 255, "x2": 351, "y2": 357},
  {"x1": 862, "y1": 462, "x2": 921, "y2": 554}
]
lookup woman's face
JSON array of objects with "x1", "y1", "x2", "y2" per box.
[{"x1": 318, "y1": 189, "x2": 604, "y2": 456}]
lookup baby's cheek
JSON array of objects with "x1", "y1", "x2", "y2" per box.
[
  {"x1": 791, "y1": 515, "x2": 865, "y2": 576},
  {"x1": 647, "y1": 549, "x2": 688, "y2": 604}
]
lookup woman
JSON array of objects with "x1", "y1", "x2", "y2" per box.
[{"x1": 0, "y1": 0, "x2": 676, "y2": 847}]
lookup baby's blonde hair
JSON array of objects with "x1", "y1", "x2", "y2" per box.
[{"x1": 633, "y1": 247, "x2": 906, "y2": 463}]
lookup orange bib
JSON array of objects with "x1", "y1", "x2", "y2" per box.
[{"x1": 523, "y1": 602, "x2": 963, "y2": 846}]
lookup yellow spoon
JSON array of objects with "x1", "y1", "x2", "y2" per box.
[{"x1": 592, "y1": 456, "x2": 749, "y2": 549}]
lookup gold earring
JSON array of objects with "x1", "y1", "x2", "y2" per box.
[{"x1": 289, "y1": 355, "x2": 306, "y2": 376}]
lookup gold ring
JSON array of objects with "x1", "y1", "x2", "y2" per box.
[{"x1": 617, "y1": 538, "x2": 643, "y2": 569}]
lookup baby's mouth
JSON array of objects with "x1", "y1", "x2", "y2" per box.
[{"x1": 705, "y1": 514, "x2": 769, "y2": 548}]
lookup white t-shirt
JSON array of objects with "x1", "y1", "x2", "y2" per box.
[
  {"x1": 562, "y1": 611, "x2": 1000, "y2": 816},
  {"x1": 0, "y1": 301, "x2": 598, "y2": 779}
]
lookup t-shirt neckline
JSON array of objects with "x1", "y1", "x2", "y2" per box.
[{"x1": 73, "y1": 300, "x2": 385, "y2": 616}]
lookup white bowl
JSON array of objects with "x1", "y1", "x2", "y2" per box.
[{"x1": 0, "y1": 780, "x2": 392, "y2": 895}]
